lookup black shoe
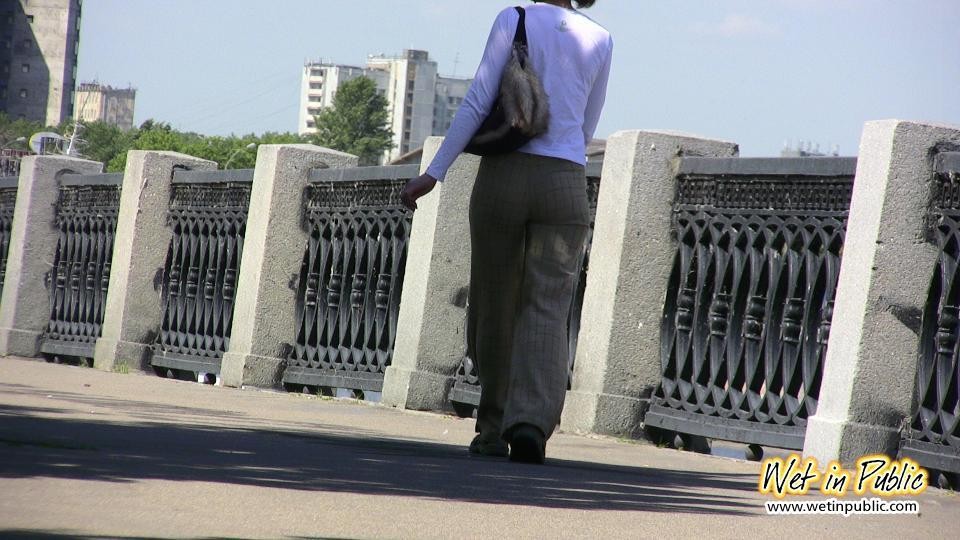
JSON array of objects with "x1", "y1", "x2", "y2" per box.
[
  {"x1": 508, "y1": 424, "x2": 545, "y2": 464},
  {"x1": 469, "y1": 433, "x2": 509, "y2": 457}
]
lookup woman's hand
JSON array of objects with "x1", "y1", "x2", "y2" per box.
[{"x1": 400, "y1": 173, "x2": 439, "y2": 211}]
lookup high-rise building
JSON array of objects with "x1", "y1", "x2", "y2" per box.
[
  {"x1": 0, "y1": 0, "x2": 82, "y2": 126},
  {"x1": 74, "y1": 82, "x2": 136, "y2": 130},
  {"x1": 433, "y1": 76, "x2": 470, "y2": 136},
  {"x1": 298, "y1": 50, "x2": 471, "y2": 163},
  {"x1": 299, "y1": 62, "x2": 384, "y2": 133}
]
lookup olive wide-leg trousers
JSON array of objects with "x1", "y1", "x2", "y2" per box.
[{"x1": 467, "y1": 152, "x2": 590, "y2": 441}]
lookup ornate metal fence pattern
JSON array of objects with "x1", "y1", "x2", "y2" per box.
[
  {"x1": 39, "y1": 173, "x2": 123, "y2": 360},
  {"x1": 0, "y1": 149, "x2": 28, "y2": 178},
  {"x1": 901, "y1": 152, "x2": 960, "y2": 474},
  {"x1": 643, "y1": 157, "x2": 856, "y2": 450},
  {"x1": 0, "y1": 176, "x2": 18, "y2": 303},
  {"x1": 447, "y1": 161, "x2": 604, "y2": 413},
  {"x1": 151, "y1": 169, "x2": 253, "y2": 376},
  {"x1": 282, "y1": 165, "x2": 417, "y2": 393}
]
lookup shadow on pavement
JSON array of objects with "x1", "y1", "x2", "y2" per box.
[{"x1": 0, "y1": 392, "x2": 759, "y2": 516}]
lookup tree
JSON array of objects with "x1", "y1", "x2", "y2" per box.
[
  {"x1": 310, "y1": 77, "x2": 393, "y2": 165},
  {"x1": 6, "y1": 111, "x2": 314, "y2": 173},
  {"x1": 104, "y1": 120, "x2": 308, "y2": 172},
  {"x1": 0, "y1": 112, "x2": 47, "y2": 148},
  {"x1": 75, "y1": 121, "x2": 135, "y2": 167},
  {"x1": 106, "y1": 120, "x2": 184, "y2": 172}
]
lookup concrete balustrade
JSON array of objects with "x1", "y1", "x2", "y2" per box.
[
  {"x1": 220, "y1": 144, "x2": 358, "y2": 388},
  {"x1": 804, "y1": 120, "x2": 960, "y2": 465},
  {"x1": 0, "y1": 156, "x2": 103, "y2": 358},
  {"x1": 382, "y1": 137, "x2": 481, "y2": 411},
  {"x1": 5, "y1": 120, "x2": 960, "y2": 477},
  {"x1": 560, "y1": 130, "x2": 739, "y2": 437},
  {"x1": 92, "y1": 151, "x2": 217, "y2": 373}
]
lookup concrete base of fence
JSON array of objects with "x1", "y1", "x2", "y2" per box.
[
  {"x1": 383, "y1": 368, "x2": 459, "y2": 412},
  {"x1": 221, "y1": 353, "x2": 286, "y2": 389},
  {"x1": 220, "y1": 145, "x2": 358, "y2": 389},
  {"x1": 382, "y1": 137, "x2": 480, "y2": 412},
  {"x1": 560, "y1": 130, "x2": 739, "y2": 438},
  {"x1": 804, "y1": 120, "x2": 960, "y2": 465},
  {"x1": 93, "y1": 151, "x2": 217, "y2": 373},
  {"x1": 0, "y1": 156, "x2": 103, "y2": 358},
  {"x1": 562, "y1": 391, "x2": 652, "y2": 437}
]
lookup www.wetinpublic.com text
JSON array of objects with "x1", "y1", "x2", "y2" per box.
[{"x1": 765, "y1": 497, "x2": 919, "y2": 517}]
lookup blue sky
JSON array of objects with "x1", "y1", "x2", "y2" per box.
[{"x1": 77, "y1": 0, "x2": 959, "y2": 156}]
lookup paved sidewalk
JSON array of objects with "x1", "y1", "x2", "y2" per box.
[{"x1": 0, "y1": 357, "x2": 957, "y2": 539}]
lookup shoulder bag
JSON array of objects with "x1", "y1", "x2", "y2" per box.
[{"x1": 464, "y1": 6, "x2": 550, "y2": 156}]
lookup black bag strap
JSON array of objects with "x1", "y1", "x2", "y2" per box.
[{"x1": 512, "y1": 7, "x2": 527, "y2": 47}]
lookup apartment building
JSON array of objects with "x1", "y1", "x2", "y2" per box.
[
  {"x1": 74, "y1": 81, "x2": 136, "y2": 130},
  {"x1": 298, "y1": 49, "x2": 471, "y2": 163},
  {"x1": 299, "y1": 63, "x2": 385, "y2": 132},
  {"x1": 433, "y1": 76, "x2": 471, "y2": 135},
  {"x1": 1, "y1": 0, "x2": 82, "y2": 126}
]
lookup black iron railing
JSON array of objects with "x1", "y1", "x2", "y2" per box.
[
  {"x1": 151, "y1": 169, "x2": 253, "y2": 376},
  {"x1": 447, "y1": 161, "x2": 604, "y2": 415},
  {"x1": 39, "y1": 173, "x2": 123, "y2": 360},
  {"x1": 282, "y1": 165, "x2": 417, "y2": 394},
  {"x1": 644, "y1": 157, "x2": 856, "y2": 450},
  {"x1": 901, "y1": 152, "x2": 960, "y2": 474},
  {"x1": 0, "y1": 150, "x2": 27, "y2": 178},
  {"x1": 0, "y1": 176, "x2": 18, "y2": 303}
]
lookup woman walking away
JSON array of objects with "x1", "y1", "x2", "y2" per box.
[{"x1": 400, "y1": 0, "x2": 613, "y2": 464}]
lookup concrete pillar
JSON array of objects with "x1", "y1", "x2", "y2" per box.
[
  {"x1": 382, "y1": 137, "x2": 480, "y2": 411},
  {"x1": 220, "y1": 145, "x2": 358, "y2": 388},
  {"x1": 560, "y1": 130, "x2": 738, "y2": 437},
  {"x1": 93, "y1": 151, "x2": 216, "y2": 372},
  {"x1": 0, "y1": 156, "x2": 103, "y2": 358},
  {"x1": 804, "y1": 120, "x2": 960, "y2": 465}
]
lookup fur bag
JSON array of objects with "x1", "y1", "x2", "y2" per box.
[{"x1": 465, "y1": 7, "x2": 550, "y2": 156}]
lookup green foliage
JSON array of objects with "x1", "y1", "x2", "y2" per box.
[
  {"x1": 106, "y1": 121, "x2": 181, "y2": 172},
  {"x1": 77, "y1": 122, "x2": 136, "y2": 167},
  {"x1": 310, "y1": 77, "x2": 394, "y2": 165},
  {"x1": 104, "y1": 121, "x2": 306, "y2": 172},
  {"x1": 3, "y1": 112, "x2": 308, "y2": 172},
  {"x1": 0, "y1": 112, "x2": 49, "y2": 149}
]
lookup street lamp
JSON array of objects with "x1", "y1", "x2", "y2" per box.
[{"x1": 223, "y1": 142, "x2": 257, "y2": 170}]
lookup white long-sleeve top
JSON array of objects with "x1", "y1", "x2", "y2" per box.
[{"x1": 426, "y1": 3, "x2": 613, "y2": 182}]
